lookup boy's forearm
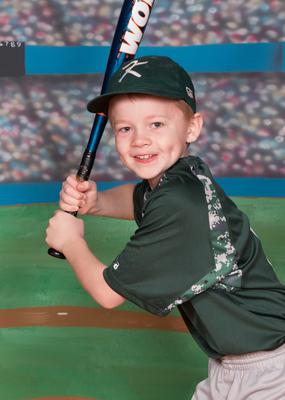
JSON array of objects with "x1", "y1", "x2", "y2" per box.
[
  {"x1": 63, "y1": 238, "x2": 125, "y2": 309},
  {"x1": 89, "y1": 183, "x2": 135, "y2": 220}
]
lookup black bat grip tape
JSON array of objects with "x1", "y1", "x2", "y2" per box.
[{"x1": 48, "y1": 151, "x2": 95, "y2": 259}]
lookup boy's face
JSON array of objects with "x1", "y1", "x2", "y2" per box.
[{"x1": 109, "y1": 94, "x2": 202, "y2": 188}]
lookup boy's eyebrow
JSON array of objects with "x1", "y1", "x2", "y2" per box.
[
  {"x1": 110, "y1": 113, "x2": 171, "y2": 127},
  {"x1": 110, "y1": 119, "x2": 131, "y2": 125},
  {"x1": 111, "y1": 114, "x2": 169, "y2": 124},
  {"x1": 145, "y1": 114, "x2": 169, "y2": 119}
]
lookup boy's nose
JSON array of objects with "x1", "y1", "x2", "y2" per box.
[{"x1": 131, "y1": 130, "x2": 151, "y2": 147}]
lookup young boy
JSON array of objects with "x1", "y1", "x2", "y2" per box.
[{"x1": 46, "y1": 55, "x2": 285, "y2": 399}]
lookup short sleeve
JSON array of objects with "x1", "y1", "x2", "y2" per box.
[{"x1": 104, "y1": 179, "x2": 214, "y2": 316}]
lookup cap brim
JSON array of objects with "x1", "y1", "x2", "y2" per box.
[
  {"x1": 87, "y1": 89, "x2": 186, "y2": 115},
  {"x1": 87, "y1": 93, "x2": 116, "y2": 115}
]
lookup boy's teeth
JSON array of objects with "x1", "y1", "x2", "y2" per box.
[{"x1": 137, "y1": 155, "x2": 152, "y2": 159}]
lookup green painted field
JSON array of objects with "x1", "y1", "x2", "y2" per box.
[{"x1": 0, "y1": 198, "x2": 284, "y2": 400}]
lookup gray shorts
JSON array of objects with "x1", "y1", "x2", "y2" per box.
[{"x1": 192, "y1": 343, "x2": 285, "y2": 400}]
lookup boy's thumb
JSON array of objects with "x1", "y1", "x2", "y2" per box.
[{"x1": 77, "y1": 180, "x2": 89, "y2": 191}]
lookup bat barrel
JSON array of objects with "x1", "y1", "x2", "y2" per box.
[{"x1": 86, "y1": 113, "x2": 108, "y2": 154}]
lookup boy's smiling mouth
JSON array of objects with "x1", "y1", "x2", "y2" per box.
[{"x1": 134, "y1": 154, "x2": 157, "y2": 162}]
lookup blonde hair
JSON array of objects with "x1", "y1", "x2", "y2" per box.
[
  {"x1": 109, "y1": 94, "x2": 194, "y2": 121},
  {"x1": 175, "y1": 99, "x2": 194, "y2": 121}
]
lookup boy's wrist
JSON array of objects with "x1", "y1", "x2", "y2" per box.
[
  {"x1": 62, "y1": 236, "x2": 87, "y2": 257},
  {"x1": 88, "y1": 191, "x2": 104, "y2": 216}
]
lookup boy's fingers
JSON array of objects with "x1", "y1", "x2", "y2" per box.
[
  {"x1": 59, "y1": 199, "x2": 79, "y2": 212},
  {"x1": 54, "y1": 209, "x2": 76, "y2": 220},
  {"x1": 66, "y1": 175, "x2": 78, "y2": 188},
  {"x1": 63, "y1": 177, "x2": 96, "y2": 194},
  {"x1": 60, "y1": 194, "x2": 81, "y2": 206},
  {"x1": 76, "y1": 180, "x2": 91, "y2": 192},
  {"x1": 62, "y1": 184, "x2": 85, "y2": 200},
  {"x1": 52, "y1": 209, "x2": 64, "y2": 219},
  {"x1": 77, "y1": 180, "x2": 97, "y2": 191}
]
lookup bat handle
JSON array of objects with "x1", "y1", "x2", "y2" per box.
[{"x1": 48, "y1": 150, "x2": 95, "y2": 260}]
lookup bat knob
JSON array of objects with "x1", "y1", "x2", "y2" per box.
[{"x1": 48, "y1": 247, "x2": 66, "y2": 259}]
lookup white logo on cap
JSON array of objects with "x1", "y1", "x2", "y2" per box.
[
  {"x1": 186, "y1": 86, "x2": 194, "y2": 99},
  {"x1": 113, "y1": 261, "x2": 120, "y2": 270},
  {"x1": 119, "y1": 60, "x2": 149, "y2": 83}
]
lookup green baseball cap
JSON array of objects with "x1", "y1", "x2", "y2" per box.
[{"x1": 87, "y1": 55, "x2": 196, "y2": 115}]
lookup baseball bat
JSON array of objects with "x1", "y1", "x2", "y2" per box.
[{"x1": 48, "y1": 0, "x2": 156, "y2": 258}]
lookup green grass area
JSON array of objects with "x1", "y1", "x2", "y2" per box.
[
  {"x1": 0, "y1": 198, "x2": 284, "y2": 399},
  {"x1": 0, "y1": 204, "x2": 137, "y2": 309},
  {"x1": 1, "y1": 327, "x2": 206, "y2": 400}
]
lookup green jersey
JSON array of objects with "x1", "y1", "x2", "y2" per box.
[{"x1": 104, "y1": 156, "x2": 285, "y2": 358}]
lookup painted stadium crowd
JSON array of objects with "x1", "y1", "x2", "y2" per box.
[
  {"x1": 0, "y1": 74, "x2": 284, "y2": 183},
  {"x1": 0, "y1": 0, "x2": 284, "y2": 46},
  {"x1": 0, "y1": 0, "x2": 284, "y2": 182}
]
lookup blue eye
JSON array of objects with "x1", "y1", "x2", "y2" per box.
[
  {"x1": 152, "y1": 122, "x2": 163, "y2": 128},
  {"x1": 119, "y1": 127, "x2": 130, "y2": 134}
]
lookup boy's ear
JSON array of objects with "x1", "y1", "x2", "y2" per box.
[{"x1": 186, "y1": 113, "x2": 203, "y2": 144}]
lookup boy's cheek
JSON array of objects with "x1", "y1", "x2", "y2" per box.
[
  {"x1": 115, "y1": 141, "x2": 128, "y2": 159},
  {"x1": 114, "y1": 138, "x2": 121, "y2": 153},
  {"x1": 118, "y1": 153, "x2": 129, "y2": 167}
]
